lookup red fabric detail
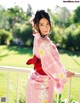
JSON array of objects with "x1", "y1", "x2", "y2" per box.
[
  {"x1": 26, "y1": 55, "x2": 47, "y2": 75},
  {"x1": 26, "y1": 55, "x2": 37, "y2": 65}
]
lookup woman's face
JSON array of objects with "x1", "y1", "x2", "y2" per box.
[{"x1": 38, "y1": 18, "x2": 51, "y2": 36}]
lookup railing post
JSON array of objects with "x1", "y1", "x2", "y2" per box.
[
  {"x1": 6, "y1": 71, "x2": 10, "y2": 103},
  {"x1": 67, "y1": 78, "x2": 71, "y2": 103},
  {"x1": 57, "y1": 94, "x2": 60, "y2": 103},
  {"x1": 16, "y1": 72, "x2": 19, "y2": 103},
  {"x1": 78, "y1": 90, "x2": 80, "y2": 103}
]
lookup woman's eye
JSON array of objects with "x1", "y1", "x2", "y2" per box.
[
  {"x1": 39, "y1": 22, "x2": 50, "y2": 27},
  {"x1": 40, "y1": 24, "x2": 44, "y2": 26}
]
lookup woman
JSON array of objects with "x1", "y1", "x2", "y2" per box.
[{"x1": 26, "y1": 10, "x2": 74, "y2": 103}]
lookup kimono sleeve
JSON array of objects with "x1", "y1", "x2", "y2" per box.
[{"x1": 39, "y1": 41, "x2": 67, "y2": 94}]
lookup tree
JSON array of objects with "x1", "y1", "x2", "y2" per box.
[
  {"x1": 26, "y1": 4, "x2": 33, "y2": 19},
  {"x1": 14, "y1": 23, "x2": 33, "y2": 46},
  {"x1": 73, "y1": 6, "x2": 80, "y2": 23},
  {"x1": 0, "y1": 5, "x2": 7, "y2": 29},
  {"x1": 7, "y1": 6, "x2": 26, "y2": 27},
  {"x1": 6, "y1": 6, "x2": 27, "y2": 36},
  {"x1": 53, "y1": 5, "x2": 71, "y2": 27}
]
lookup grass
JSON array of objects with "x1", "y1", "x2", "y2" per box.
[
  {"x1": 0, "y1": 45, "x2": 80, "y2": 71},
  {"x1": 0, "y1": 45, "x2": 33, "y2": 68},
  {"x1": 0, "y1": 45, "x2": 80, "y2": 102},
  {"x1": 59, "y1": 49, "x2": 80, "y2": 72}
]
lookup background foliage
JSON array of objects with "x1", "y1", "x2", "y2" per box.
[{"x1": 0, "y1": 4, "x2": 80, "y2": 51}]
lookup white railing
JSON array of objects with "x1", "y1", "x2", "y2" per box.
[
  {"x1": 67, "y1": 73, "x2": 80, "y2": 103},
  {"x1": 57, "y1": 72, "x2": 80, "y2": 103},
  {"x1": 0, "y1": 66, "x2": 80, "y2": 103},
  {"x1": 0, "y1": 66, "x2": 32, "y2": 103}
]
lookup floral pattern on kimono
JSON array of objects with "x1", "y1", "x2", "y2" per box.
[{"x1": 33, "y1": 35, "x2": 67, "y2": 94}]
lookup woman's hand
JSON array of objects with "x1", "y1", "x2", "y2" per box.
[{"x1": 66, "y1": 70, "x2": 75, "y2": 78}]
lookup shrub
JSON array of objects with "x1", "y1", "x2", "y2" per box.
[{"x1": 0, "y1": 29, "x2": 13, "y2": 45}]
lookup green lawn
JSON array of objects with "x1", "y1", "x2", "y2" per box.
[
  {"x1": 0, "y1": 45, "x2": 80, "y2": 71},
  {"x1": 0, "y1": 45, "x2": 80, "y2": 102},
  {"x1": 0, "y1": 45, "x2": 33, "y2": 68}
]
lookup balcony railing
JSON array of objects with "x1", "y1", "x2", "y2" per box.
[{"x1": 0, "y1": 66, "x2": 80, "y2": 103}]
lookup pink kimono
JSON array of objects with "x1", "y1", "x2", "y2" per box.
[{"x1": 26, "y1": 33, "x2": 67, "y2": 103}]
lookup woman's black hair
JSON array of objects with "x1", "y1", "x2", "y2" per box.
[
  {"x1": 34, "y1": 10, "x2": 51, "y2": 37},
  {"x1": 34, "y1": 10, "x2": 51, "y2": 25}
]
